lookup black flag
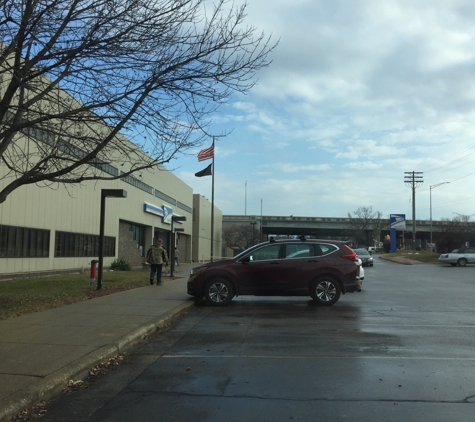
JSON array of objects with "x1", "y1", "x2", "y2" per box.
[{"x1": 195, "y1": 163, "x2": 212, "y2": 177}]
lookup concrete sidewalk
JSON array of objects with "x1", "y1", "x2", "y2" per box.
[{"x1": 0, "y1": 263, "x2": 196, "y2": 422}]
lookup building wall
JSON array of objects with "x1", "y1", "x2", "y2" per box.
[
  {"x1": 175, "y1": 232, "x2": 188, "y2": 265},
  {"x1": 0, "y1": 65, "x2": 222, "y2": 276},
  {"x1": 0, "y1": 149, "x2": 225, "y2": 276},
  {"x1": 192, "y1": 194, "x2": 222, "y2": 262},
  {"x1": 118, "y1": 220, "x2": 144, "y2": 267}
]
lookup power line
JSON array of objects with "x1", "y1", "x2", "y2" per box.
[
  {"x1": 419, "y1": 169, "x2": 475, "y2": 194},
  {"x1": 423, "y1": 140, "x2": 475, "y2": 173}
]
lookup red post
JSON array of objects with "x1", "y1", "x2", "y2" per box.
[{"x1": 90, "y1": 260, "x2": 98, "y2": 289}]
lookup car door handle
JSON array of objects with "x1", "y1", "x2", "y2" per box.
[{"x1": 270, "y1": 262, "x2": 281, "y2": 265}]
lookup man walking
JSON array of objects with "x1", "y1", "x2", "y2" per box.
[{"x1": 149, "y1": 239, "x2": 169, "y2": 285}]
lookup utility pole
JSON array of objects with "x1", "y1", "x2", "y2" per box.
[{"x1": 404, "y1": 171, "x2": 423, "y2": 250}]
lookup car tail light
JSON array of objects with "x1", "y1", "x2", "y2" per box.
[{"x1": 341, "y1": 245, "x2": 358, "y2": 262}]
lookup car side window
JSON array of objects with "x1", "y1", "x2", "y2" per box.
[
  {"x1": 246, "y1": 244, "x2": 281, "y2": 261},
  {"x1": 314, "y1": 245, "x2": 323, "y2": 256},
  {"x1": 284, "y1": 244, "x2": 313, "y2": 258},
  {"x1": 466, "y1": 248, "x2": 475, "y2": 253},
  {"x1": 316, "y1": 244, "x2": 337, "y2": 256}
]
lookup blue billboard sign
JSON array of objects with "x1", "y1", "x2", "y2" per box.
[{"x1": 389, "y1": 214, "x2": 405, "y2": 253}]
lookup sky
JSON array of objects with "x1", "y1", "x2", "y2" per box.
[{"x1": 170, "y1": 0, "x2": 475, "y2": 222}]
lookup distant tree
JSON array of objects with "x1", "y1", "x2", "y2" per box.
[
  {"x1": 347, "y1": 206, "x2": 383, "y2": 247},
  {"x1": 0, "y1": 0, "x2": 276, "y2": 204},
  {"x1": 435, "y1": 216, "x2": 475, "y2": 252},
  {"x1": 222, "y1": 224, "x2": 259, "y2": 255}
]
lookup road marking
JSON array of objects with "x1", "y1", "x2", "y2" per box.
[{"x1": 162, "y1": 355, "x2": 475, "y2": 360}]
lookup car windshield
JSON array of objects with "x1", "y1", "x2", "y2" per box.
[
  {"x1": 232, "y1": 242, "x2": 284, "y2": 262},
  {"x1": 355, "y1": 249, "x2": 369, "y2": 255},
  {"x1": 233, "y1": 242, "x2": 267, "y2": 260}
]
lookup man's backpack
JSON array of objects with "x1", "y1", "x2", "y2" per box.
[{"x1": 146, "y1": 248, "x2": 152, "y2": 263}]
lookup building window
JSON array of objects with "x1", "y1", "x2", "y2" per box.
[
  {"x1": 155, "y1": 190, "x2": 177, "y2": 205},
  {"x1": 54, "y1": 231, "x2": 115, "y2": 257},
  {"x1": 130, "y1": 224, "x2": 146, "y2": 257},
  {"x1": 4, "y1": 110, "x2": 119, "y2": 178},
  {"x1": 0, "y1": 225, "x2": 50, "y2": 258},
  {"x1": 177, "y1": 201, "x2": 192, "y2": 214},
  {"x1": 120, "y1": 172, "x2": 154, "y2": 194}
]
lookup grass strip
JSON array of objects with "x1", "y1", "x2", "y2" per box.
[
  {"x1": 380, "y1": 250, "x2": 441, "y2": 263},
  {"x1": 0, "y1": 269, "x2": 151, "y2": 321}
]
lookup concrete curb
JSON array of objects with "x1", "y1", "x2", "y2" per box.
[{"x1": 0, "y1": 300, "x2": 195, "y2": 422}]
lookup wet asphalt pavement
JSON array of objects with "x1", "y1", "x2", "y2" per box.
[{"x1": 41, "y1": 257, "x2": 475, "y2": 422}]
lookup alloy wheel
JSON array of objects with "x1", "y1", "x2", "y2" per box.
[
  {"x1": 208, "y1": 282, "x2": 230, "y2": 303},
  {"x1": 316, "y1": 280, "x2": 337, "y2": 302}
]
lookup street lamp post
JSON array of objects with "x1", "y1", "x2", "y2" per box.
[
  {"x1": 170, "y1": 216, "x2": 186, "y2": 277},
  {"x1": 250, "y1": 220, "x2": 257, "y2": 245},
  {"x1": 430, "y1": 182, "x2": 449, "y2": 252},
  {"x1": 97, "y1": 189, "x2": 127, "y2": 290}
]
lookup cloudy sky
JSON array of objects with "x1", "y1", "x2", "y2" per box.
[{"x1": 171, "y1": 0, "x2": 475, "y2": 221}]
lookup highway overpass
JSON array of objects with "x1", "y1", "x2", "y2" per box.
[{"x1": 223, "y1": 214, "x2": 471, "y2": 242}]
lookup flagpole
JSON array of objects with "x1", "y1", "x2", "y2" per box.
[
  {"x1": 245, "y1": 180, "x2": 247, "y2": 215},
  {"x1": 210, "y1": 138, "x2": 215, "y2": 262},
  {"x1": 195, "y1": 142, "x2": 215, "y2": 262}
]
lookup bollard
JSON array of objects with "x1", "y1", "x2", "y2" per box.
[{"x1": 90, "y1": 259, "x2": 99, "y2": 289}]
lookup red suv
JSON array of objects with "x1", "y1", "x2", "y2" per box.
[{"x1": 187, "y1": 238, "x2": 362, "y2": 306}]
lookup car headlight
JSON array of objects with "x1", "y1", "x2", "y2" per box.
[{"x1": 190, "y1": 266, "x2": 207, "y2": 276}]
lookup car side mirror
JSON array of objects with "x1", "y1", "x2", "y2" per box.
[{"x1": 240, "y1": 256, "x2": 251, "y2": 263}]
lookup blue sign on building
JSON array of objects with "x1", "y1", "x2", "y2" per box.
[
  {"x1": 143, "y1": 203, "x2": 174, "y2": 225},
  {"x1": 162, "y1": 205, "x2": 173, "y2": 224}
]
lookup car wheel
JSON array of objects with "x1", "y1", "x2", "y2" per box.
[
  {"x1": 450, "y1": 263, "x2": 457, "y2": 267},
  {"x1": 457, "y1": 258, "x2": 468, "y2": 267},
  {"x1": 311, "y1": 276, "x2": 341, "y2": 306},
  {"x1": 204, "y1": 278, "x2": 234, "y2": 306}
]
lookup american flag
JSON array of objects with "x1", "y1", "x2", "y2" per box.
[{"x1": 198, "y1": 144, "x2": 214, "y2": 162}]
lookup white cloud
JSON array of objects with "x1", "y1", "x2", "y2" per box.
[
  {"x1": 171, "y1": 0, "x2": 475, "y2": 221},
  {"x1": 269, "y1": 163, "x2": 332, "y2": 173}
]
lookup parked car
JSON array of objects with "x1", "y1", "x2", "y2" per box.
[
  {"x1": 438, "y1": 248, "x2": 475, "y2": 266},
  {"x1": 187, "y1": 238, "x2": 363, "y2": 307},
  {"x1": 368, "y1": 246, "x2": 376, "y2": 254},
  {"x1": 357, "y1": 258, "x2": 365, "y2": 280},
  {"x1": 354, "y1": 248, "x2": 374, "y2": 266}
]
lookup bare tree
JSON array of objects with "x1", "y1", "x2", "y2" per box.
[
  {"x1": 347, "y1": 206, "x2": 383, "y2": 247},
  {"x1": 435, "y1": 216, "x2": 475, "y2": 252},
  {"x1": 222, "y1": 224, "x2": 259, "y2": 255},
  {"x1": 0, "y1": 0, "x2": 276, "y2": 203}
]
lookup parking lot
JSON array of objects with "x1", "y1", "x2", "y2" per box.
[{"x1": 42, "y1": 258, "x2": 475, "y2": 422}]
